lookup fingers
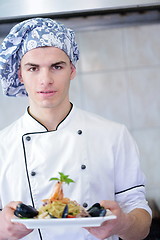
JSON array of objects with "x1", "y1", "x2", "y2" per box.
[
  {"x1": 3, "y1": 201, "x2": 22, "y2": 221},
  {"x1": 84, "y1": 225, "x2": 111, "y2": 240},
  {"x1": 100, "y1": 200, "x2": 118, "y2": 210},
  {"x1": 0, "y1": 201, "x2": 33, "y2": 239}
]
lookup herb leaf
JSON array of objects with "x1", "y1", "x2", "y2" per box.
[
  {"x1": 49, "y1": 177, "x2": 59, "y2": 181},
  {"x1": 49, "y1": 172, "x2": 75, "y2": 185}
]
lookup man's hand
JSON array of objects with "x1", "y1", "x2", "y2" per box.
[
  {"x1": 85, "y1": 200, "x2": 151, "y2": 240},
  {"x1": 0, "y1": 201, "x2": 33, "y2": 240}
]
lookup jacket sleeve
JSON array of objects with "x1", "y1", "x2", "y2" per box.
[{"x1": 114, "y1": 125, "x2": 152, "y2": 216}]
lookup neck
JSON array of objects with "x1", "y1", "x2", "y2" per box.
[{"x1": 28, "y1": 102, "x2": 72, "y2": 131}]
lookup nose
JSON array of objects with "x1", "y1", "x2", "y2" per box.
[{"x1": 39, "y1": 69, "x2": 54, "y2": 86}]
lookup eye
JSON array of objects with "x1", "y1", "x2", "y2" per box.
[
  {"x1": 28, "y1": 66, "x2": 38, "y2": 72},
  {"x1": 52, "y1": 65, "x2": 62, "y2": 70}
]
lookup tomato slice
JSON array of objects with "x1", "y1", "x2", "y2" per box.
[{"x1": 67, "y1": 215, "x2": 76, "y2": 218}]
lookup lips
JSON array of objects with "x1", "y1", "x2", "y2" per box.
[
  {"x1": 37, "y1": 90, "x2": 57, "y2": 97},
  {"x1": 39, "y1": 91, "x2": 53, "y2": 93}
]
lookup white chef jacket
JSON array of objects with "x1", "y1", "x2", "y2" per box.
[{"x1": 0, "y1": 104, "x2": 151, "y2": 240}]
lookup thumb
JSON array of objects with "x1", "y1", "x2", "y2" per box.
[{"x1": 6, "y1": 201, "x2": 22, "y2": 210}]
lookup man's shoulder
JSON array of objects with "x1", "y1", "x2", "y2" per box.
[
  {"x1": 0, "y1": 116, "x2": 23, "y2": 138},
  {"x1": 74, "y1": 107, "x2": 130, "y2": 146},
  {"x1": 76, "y1": 107, "x2": 124, "y2": 130}
]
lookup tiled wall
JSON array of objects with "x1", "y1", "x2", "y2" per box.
[
  {"x1": 0, "y1": 18, "x2": 160, "y2": 207},
  {"x1": 70, "y1": 22, "x2": 160, "y2": 207}
]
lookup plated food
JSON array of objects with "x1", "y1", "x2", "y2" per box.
[{"x1": 14, "y1": 173, "x2": 108, "y2": 219}]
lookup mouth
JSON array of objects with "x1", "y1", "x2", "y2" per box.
[{"x1": 37, "y1": 90, "x2": 57, "y2": 97}]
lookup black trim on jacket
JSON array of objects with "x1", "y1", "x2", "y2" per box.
[
  {"x1": 22, "y1": 136, "x2": 43, "y2": 240},
  {"x1": 115, "y1": 184, "x2": 145, "y2": 195},
  {"x1": 27, "y1": 103, "x2": 73, "y2": 131}
]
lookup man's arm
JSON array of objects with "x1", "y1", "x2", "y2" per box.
[
  {"x1": 118, "y1": 208, "x2": 151, "y2": 240},
  {"x1": 85, "y1": 200, "x2": 151, "y2": 240},
  {"x1": 0, "y1": 201, "x2": 33, "y2": 240}
]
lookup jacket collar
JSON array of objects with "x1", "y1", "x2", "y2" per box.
[{"x1": 21, "y1": 104, "x2": 76, "y2": 133}]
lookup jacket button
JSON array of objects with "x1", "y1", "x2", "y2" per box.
[
  {"x1": 83, "y1": 202, "x2": 88, "y2": 208},
  {"x1": 77, "y1": 130, "x2": 82, "y2": 135},
  {"x1": 31, "y1": 171, "x2": 36, "y2": 176},
  {"x1": 81, "y1": 164, "x2": 86, "y2": 170},
  {"x1": 26, "y1": 136, "x2": 31, "y2": 141}
]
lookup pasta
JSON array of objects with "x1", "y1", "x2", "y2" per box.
[{"x1": 37, "y1": 200, "x2": 82, "y2": 219}]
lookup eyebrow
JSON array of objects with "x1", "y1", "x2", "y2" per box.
[
  {"x1": 24, "y1": 63, "x2": 39, "y2": 67},
  {"x1": 51, "y1": 61, "x2": 67, "y2": 67},
  {"x1": 24, "y1": 61, "x2": 67, "y2": 67}
]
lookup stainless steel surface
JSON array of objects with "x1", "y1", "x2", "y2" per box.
[{"x1": 0, "y1": 0, "x2": 160, "y2": 20}]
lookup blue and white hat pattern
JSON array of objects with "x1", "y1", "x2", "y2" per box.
[{"x1": 0, "y1": 18, "x2": 79, "y2": 97}]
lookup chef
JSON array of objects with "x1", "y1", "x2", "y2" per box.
[{"x1": 0, "y1": 18, "x2": 151, "y2": 240}]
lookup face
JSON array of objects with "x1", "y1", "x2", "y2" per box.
[{"x1": 19, "y1": 47, "x2": 76, "y2": 113}]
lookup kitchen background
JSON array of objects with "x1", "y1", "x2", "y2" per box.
[{"x1": 0, "y1": 1, "x2": 160, "y2": 212}]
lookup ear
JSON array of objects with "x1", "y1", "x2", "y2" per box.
[
  {"x1": 70, "y1": 64, "x2": 76, "y2": 80},
  {"x1": 18, "y1": 69, "x2": 23, "y2": 83}
]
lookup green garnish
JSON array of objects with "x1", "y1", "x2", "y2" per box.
[{"x1": 49, "y1": 172, "x2": 75, "y2": 185}]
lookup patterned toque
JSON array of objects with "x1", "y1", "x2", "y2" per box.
[{"x1": 0, "y1": 18, "x2": 79, "y2": 97}]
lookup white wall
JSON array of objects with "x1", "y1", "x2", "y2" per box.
[
  {"x1": 70, "y1": 21, "x2": 160, "y2": 207},
  {"x1": 0, "y1": 86, "x2": 28, "y2": 129}
]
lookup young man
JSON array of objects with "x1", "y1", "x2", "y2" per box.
[{"x1": 0, "y1": 18, "x2": 151, "y2": 240}]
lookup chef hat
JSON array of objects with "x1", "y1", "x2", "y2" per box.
[{"x1": 0, "y1": 17, "x2": 79, "y2": 97}]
